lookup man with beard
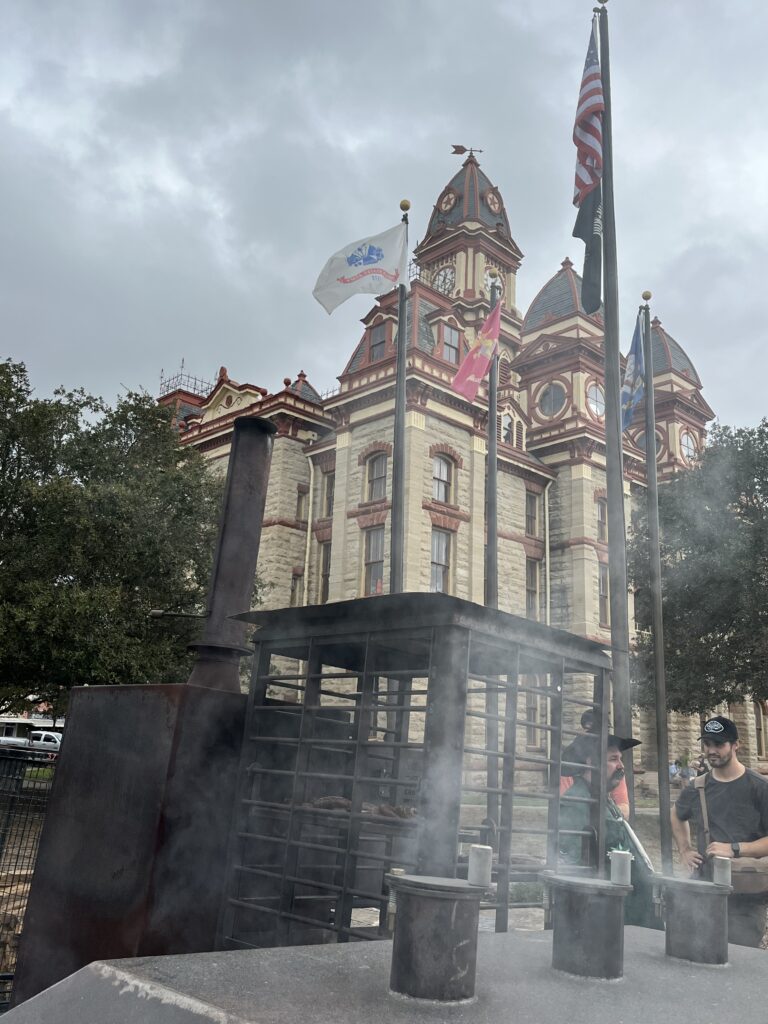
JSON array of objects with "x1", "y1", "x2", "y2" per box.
[
  {"x1": 672, "y1": 716, "x2": 768, "y2": 947},
  {"x1": 558, "y1": 732, "x2": 639, "y2": 865}
]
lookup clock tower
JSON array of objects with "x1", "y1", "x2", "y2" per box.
[{"x1": 413, "y1": 152, "x2": 524, "y2": 355}]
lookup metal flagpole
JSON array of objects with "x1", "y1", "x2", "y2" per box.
[
  {"x1": 486, "y1": 272, "x2": 500, "y2": 610},
  {"x1": 641, "y1": 291, "x2": 673, "y2": 873},
  {"x1": 597, "y1": 0, "x2": 634, "y2": 813},
  {"x1": 485, "y1": 271, "x2": 500, "y2": 830},
  {"x1": 390, "y1": 200, "x2": 410, "y2": 594}
]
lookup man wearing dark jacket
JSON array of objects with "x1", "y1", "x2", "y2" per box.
[{"x1": 672, "y1": 716, "x2": 768, "y2": 947}]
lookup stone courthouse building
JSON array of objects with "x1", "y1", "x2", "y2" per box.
[{"x1": 159, "y1": 155, "x2": 767, "y2": 771}]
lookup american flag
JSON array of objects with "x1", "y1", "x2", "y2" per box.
[{"x1": 573, "y1": 18, "x2": 604, "y2": 206}]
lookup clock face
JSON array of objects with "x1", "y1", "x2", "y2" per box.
[
  {"x1": 439, "y1": 191, "x2": 456, "y2": 213},
  {"x1": 486, "y1": 190, "x2": 501, "y2": 214},
  {"x1": 433, "y1": 266, "x2": 455, "y2": 296}
]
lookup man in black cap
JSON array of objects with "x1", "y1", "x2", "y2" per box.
[
  {"x1": 672, "y1": 715, "x2": 768, "y2": 947},
  {"x1": 558, "y1": 732, "x2": 640, "y2": 864}
]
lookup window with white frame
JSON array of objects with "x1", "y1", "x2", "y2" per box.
[
  {"x1": 367, "y1": 453, "x2": 387, "y2": 502},
  {"x1": 430, "y1": 528, "x2": 451, "y2": 593},
  {"x1": 432, "y1": 455, "x2": 453, "y2": 504},
  {"x1": 364, "y1": 527, "x2": 385, "y2": 596}
]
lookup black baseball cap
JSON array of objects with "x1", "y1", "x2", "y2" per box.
[
  {"x1": 699, "y1": 716, "x2": 739, "y2": 744},
  {"x1": 562, "y1": 733, "x2": 641, "y2": 774}
]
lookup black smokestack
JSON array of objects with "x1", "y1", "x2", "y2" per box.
[{"x1": 187, "y1": 415, "x2": 276, "y2": 692}]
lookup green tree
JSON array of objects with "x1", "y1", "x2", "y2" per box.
[
  {"x1": 0, "y1": 359, "x2": 227, "y2": 719},
  {"x1": 629, "y1": 421, "x2": 768, "y2": 713}
]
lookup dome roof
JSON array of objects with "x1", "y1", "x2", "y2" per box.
[
  {"x1": 421, "y1": 153, "x2": 512, "y2": 244},
  {"x1": 650, "y1": 318, "x2": 701, "y2": 387},
  {"x1": 523, "y1": 258, "x2": 603, "y2": 333}
]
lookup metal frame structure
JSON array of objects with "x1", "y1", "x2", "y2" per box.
[{"x1": 218, "y1": 593, "x2": 611, "y2": 950}]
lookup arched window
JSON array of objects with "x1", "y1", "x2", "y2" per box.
[
  {"x1": 370, "y1": 323, "x2": 387, "y2": 362},
  {"x1": 499, "y1": 358, "x2": 511, "y2": 387},
  {"x1": 432, "y1": 455, "x2": 453, "y2": 504},
  {"x1": 367, "y1": 453, "x2": 387, "y2": 501},
  {"x1": 501, "y1": 413, "x2": 513, "y2": 445},
  {"x1": 515, "y1": 421, "x2": 524, "y2": 449}
]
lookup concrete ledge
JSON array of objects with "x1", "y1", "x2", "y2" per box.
[{"x1": 5, "y1": 927, "x2": 766, "y2": 1023}]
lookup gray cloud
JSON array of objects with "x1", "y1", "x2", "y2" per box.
[{"x1": 2, "y1": 0, "x2": 766, "y2": 425}]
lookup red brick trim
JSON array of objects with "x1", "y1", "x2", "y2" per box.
[
  {"x1": 427, "y1": 510, "x2": 462, "y2": 532},
  {"x1": 315, "y1": 451, "x2": 336, "y2": 473},
  {"x1": 593, "y1": 487, "x2": 607, "y2": 501},
  {"x1": 422, "y1": 500, "x2": 470, "y2": 523},
  {"x1": 358, "y1": 441, "x2": 393, "y2": 466},
  {"x1": 262, "y1": 517, "x2": 308, "y2": 532},
  {"x1": 498, "y1": 530, "x2": 545, "y2": 559},
  {"x1": 348, "y1": 499, "x2": 391, "y2": 519},
  {"x1": 428, "y1": 443, "x2": 464, "y2": 470},
  {"x1": 355, "y1": 510, "x2": 389, "y2": 529},
  {"x1": 312, "y1": 520, "x2": 332, "y2": 543}
]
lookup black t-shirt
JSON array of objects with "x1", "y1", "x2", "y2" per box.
[{"x1": 675, "y1": 769, "x2": 768, "y2": 854}]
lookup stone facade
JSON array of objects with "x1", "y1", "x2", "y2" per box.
[{"x1": 159, "y1": 155, "x2": 764, "y2": 773}]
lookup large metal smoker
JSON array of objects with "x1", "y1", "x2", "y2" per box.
[{"x1": 218, "y1": 593, "x2": 612, "y2": 949}]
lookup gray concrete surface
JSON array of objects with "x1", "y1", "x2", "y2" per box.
[{"x1": 5, "y1": 927, "x2": 766, "y2": 1024}]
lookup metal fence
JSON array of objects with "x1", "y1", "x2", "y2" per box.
[{"x1": 0, "y1": 752, "x2": 56, "y2": 1012}]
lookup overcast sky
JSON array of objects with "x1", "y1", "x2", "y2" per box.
[{"x1": 3, "y1": 1, "x2": 766, "y2": 426}]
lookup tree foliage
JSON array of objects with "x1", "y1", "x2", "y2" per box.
[
  {"x1": 0, "y1": 360, "x2": 226, "y2": 719},
  {"x1": 629, "y1": 421, "x2": 768, "y2": 714}
]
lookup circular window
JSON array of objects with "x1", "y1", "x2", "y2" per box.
[
  {"x1": 636, "y1": 431, "x2": 662, "y2": 457},
  {"x1": 539, "y1": 383, "x2": 566, "y2": 418},
  {"x1": 587, "y1": 382, "x2": 605, "y2": 418},
  {"x1": 680, "y1": 431, "x2": 697, "y2": 462}
]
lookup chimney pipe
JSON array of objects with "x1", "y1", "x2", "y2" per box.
[{"x1": 186, "y1": 416, "x2": 276, "y2": 692}]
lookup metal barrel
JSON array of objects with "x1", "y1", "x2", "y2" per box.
[
  {"x1": 659, "y1": 876, "x2": 731, "y2": 964},
  {"x1": 543, "y1": 873, "x2": 632, "y2": 979},
  {"x1": 387, "y1": 874, "x2": 484, "y2": 1002},
  {"x1": 187, "y1": 416, "x2": 276, "y2": 692}
]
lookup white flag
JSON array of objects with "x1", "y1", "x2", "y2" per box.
[{"x1": 312, "y1": 222, "x2": 408, "y2": 315}]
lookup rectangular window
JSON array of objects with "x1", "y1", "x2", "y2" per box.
[
  {"x1": 296, "y1": 488, "x2": 308, "y2": 521},
  {"x1": 323, "y1": 472, "x2": 335, "y2": 518},
  {"x1": 320, "y1": 542, "x2": 332, "y2": 604},
  {"x1": 443, "y1": 326, "x2": 460, "y2": 364},
  {"x1": 525, "y1": 492, "x2": 538, "y2": 537},
  {"x1": 370, "y1": 323, "x2": 386, "y2": 362},
  {"x1": 597, "y1": 498, "x2": 608, "y2": 542},
  {"x1": 525, "y1": 681, "x2": 546, "y2": 751},
  {"x1": 367, "y1": 454, "x2": 387, "y2": 502},
  {"x1": 599, "y1": 562, "x2": 610, "y2": 627},
  {"x1": 289, "y1": 574, "x2": 300, "y2": 607},
  {"x1": 364, "y1": 527, "x2": 385, "y2": 596},
  {"x1": 526, "y1": 558, "x2": 539, "y2": 620},
  {"x1": 432, "y1": 456, "x2": 452, "y2": 504},
  {"x1": 430, "y1": 528, "x2": 451, "y2": 593}
]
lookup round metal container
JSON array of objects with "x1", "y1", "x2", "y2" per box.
[
  {"x1": 659, "y1": 875, "x2": 732, "y2": 965},
  {"x1": 543, "y1": 872, "x2": 632, "y2": 979},
  {"x1": 386, "y1": 874, "x2": 484, "y2": 1002}
]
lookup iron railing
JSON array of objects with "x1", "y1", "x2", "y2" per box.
[{"x1": 0, "y1": 752, "x2": 56, "y2": 1012}]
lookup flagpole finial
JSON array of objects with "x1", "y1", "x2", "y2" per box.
[
  {"x1": 400, "y1": 199, "x2": 411, "y2": 212},
  {"x1": 487, "y1": 268, "x2": 499, "y2": 279},
  {"x1": 642, "y1": 290, "x2": 652, "y2": 302}
]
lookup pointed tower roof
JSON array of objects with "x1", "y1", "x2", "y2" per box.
[
  {"x1": 650, "y1": 317, "x2": 701, "y2": 387},
  {"x1": 418, "y1": 153, "x2": 515, "y2": 249},
  {"x1": 523, "y1": 258, "x2": 604, "y2": 334}
]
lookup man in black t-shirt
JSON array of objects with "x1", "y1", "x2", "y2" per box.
[{"x1": 672, "y1": 715, "x2": 768, "y2": 947}]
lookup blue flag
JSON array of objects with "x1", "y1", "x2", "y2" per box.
[{"x1": 620, "y1": 312, "x2": 645, "y2": 431}]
